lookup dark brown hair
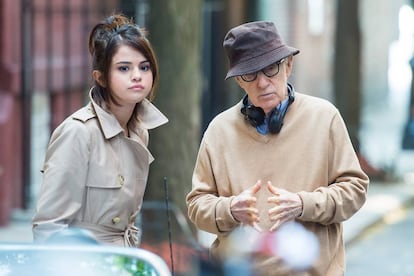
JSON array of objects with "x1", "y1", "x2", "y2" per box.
[{"x1": 88, "y1": 14, "x2": 159, "y2": 105}]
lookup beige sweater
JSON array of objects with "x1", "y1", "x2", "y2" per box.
[{"x1": 186, "y1": 92, "x2": 369, "y2": 276}]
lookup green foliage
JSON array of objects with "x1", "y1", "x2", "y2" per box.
[{"x1": 108, "y1": 255, "x2": 159, "y2": 275}]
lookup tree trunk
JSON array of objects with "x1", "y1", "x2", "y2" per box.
[
  {"x1": 334, "y1": 0, "x2": 361, "y2": 152},
  {"x1": 146, "y1": 0, "x2": 203, "y2": 213}
]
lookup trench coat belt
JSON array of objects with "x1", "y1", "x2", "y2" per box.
[
  {"x1": 124, "y1": 223, "x2": 140, "y2": 247},
  {"x1": 71, "y1": 221, "x2": 141, "y2": 247}
]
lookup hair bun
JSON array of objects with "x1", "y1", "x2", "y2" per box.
[
  {"x1": 88, "y1": 13, "x2": 136, "y2": 56},
  {"x1": 104, "y1": 14, "x2": 134, "y2": 31}
]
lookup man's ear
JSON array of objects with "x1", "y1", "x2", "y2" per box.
[
  {"x1": 92, "y1": 70, "x2": 106, "y2": 88},
  {"x1": 285, "y1": 55, "x2": 294, "y2": 77},
  {"x1": 235, "y1": 76, "x2": 245, "y2": 89}
]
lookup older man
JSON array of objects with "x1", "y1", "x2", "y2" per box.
[{"x1": 186, "y1": 21, "x2": 368, "y2": 276}]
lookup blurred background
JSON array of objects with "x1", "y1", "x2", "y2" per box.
[{"x1": 1, "y1": 0, "x2": 414, "y2": 275}]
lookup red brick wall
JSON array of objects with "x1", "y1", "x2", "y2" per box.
[
  {"x1": 0, "y1": 0, "x2": 119, "y2": 225},
  {"x1": 0, "y1": 0, "x2": 23, "y2": 225}
]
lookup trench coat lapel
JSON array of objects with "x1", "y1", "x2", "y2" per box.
[
  {"x1": 90, "y1": 99, "x2": 124, "y2": 139},
  {"x1": 135, "y1": 98, "x2": 168, "y2": 129}
]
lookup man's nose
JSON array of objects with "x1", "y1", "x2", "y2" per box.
[{"x1": 256, "y1": 71, "x2": 269, "y2": 88}]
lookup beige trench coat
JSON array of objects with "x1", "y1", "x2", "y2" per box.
[{"x1": 32, "y1": 93, "x2": 168, "y2": 247}]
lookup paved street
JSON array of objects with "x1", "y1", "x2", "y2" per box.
[{"x1": 346, "y1": 202, "x2": 414, "y2": 275}]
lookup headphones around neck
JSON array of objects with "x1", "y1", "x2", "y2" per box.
[{"x1": 240, "y1": 83, "x2": 295, "y2": 134}]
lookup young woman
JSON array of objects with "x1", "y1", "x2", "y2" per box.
[{"x1": 32, "y1": 14, "x2": 168, "y2": 247}]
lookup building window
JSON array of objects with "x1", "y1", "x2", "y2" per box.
[{"x1": 308, "y1": 0, "x2": 324, "y2": 35}]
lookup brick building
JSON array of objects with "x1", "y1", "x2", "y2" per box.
[{"x1": 0, "y1": 0, "x2": 120, "y2": 225}]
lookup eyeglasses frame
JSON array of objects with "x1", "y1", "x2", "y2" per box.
[{"x1": 240, "y1": 58, "x2": 287, "y2": 82}]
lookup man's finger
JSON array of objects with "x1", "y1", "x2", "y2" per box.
[
  {"x1": 252, "y1": 222, "x2": 263, "y2": 232},
  {"x1": 267, "y1": 181, "x2": 280, "y2": 195},
  {"x1": 249, "y1": 179, "x2": 262, "y2": 195},
  {"x1": 269, "y1": 220, "x2": 281, "y2": 232}
]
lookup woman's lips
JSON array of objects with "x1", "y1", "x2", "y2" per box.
[{"x1": 129, "y1": 85, "x2": 144, "y2": 90}]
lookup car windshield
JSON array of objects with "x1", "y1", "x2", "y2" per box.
[{"x1": 0, "y1": 244, "x2": 171, "y2": 276}]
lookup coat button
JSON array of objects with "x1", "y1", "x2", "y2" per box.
[
  {"x1": 117, "y1": 175, "x2": 124, "y2": 186},
  {"x1": 112, "y1": 217, "x2": 121, "y2": 224}
]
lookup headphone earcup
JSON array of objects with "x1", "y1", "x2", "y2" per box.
[
  {"x1": 245, "y1": 106, "x2": 265, "y2": 127},
  {"x1": 268, "y1": 84, "x2": 295, "y2": 133},
  {"x1": 268, "y1": 108, "x2": 284, "y2": 134},
  {"x1": 241, "y1": 96, "x2": 265, "y2": 127}
]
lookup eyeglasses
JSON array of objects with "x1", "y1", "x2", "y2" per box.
[{"x1": 240, "y1": 58, "x2": 286, "y2": 82}]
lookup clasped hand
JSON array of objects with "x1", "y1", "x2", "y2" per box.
[{"x1": 230, "y1": 180, "x2": 303, "y2": 232}]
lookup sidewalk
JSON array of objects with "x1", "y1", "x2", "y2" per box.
[{"x1": 1, "y1": 179, "x2": 414, "y2": 245}]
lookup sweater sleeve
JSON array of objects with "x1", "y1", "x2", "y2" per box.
[
  {"x1": 32, "y1": 118, "x2": 90, "y2": 242},
  {"x1": 186, "y1": 139, "x2": 240, "y2": 235},
  {"x1": 297, "y1": 111, "x2": 369, "y2": 225}
]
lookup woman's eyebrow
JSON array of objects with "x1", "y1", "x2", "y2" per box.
[{"x1": 114, "y1": 60, "x2": 149, "y2": 65}]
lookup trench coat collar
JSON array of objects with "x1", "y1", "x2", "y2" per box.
[
  {"x1": 89, "y1": 90, "x2": 168, "y2": 140},
  {"x1": 135, "y1": 98, "x2": 169, "y2": 130}
]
